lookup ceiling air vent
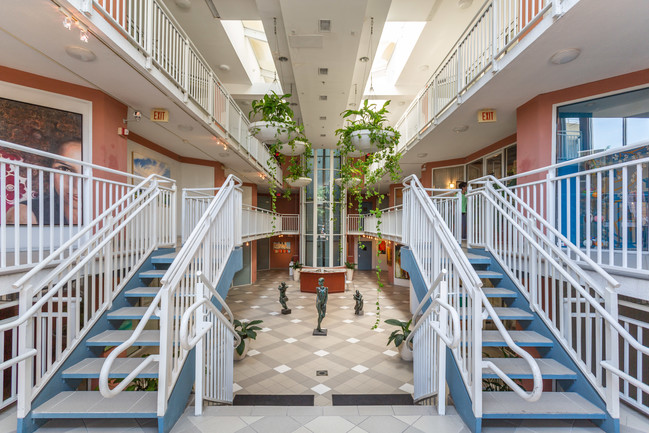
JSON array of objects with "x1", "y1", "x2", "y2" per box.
[
  {"x1": 319, "y1": 19, "x2": 331, "y2": 32},
  {"x1": 319, "y1": 116, "x2": 327, "y2": 121},
  {"x1": 319, "y1": 95, "x2": 328, "y2": 101},
  {"x1": 318, "y1": 67, "x2": 328, "y2": 75}
]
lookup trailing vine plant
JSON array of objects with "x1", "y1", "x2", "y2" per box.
[
  {"x1": 335, "y1": 100, "x2": 402, "y2": 328},
  {"x1": 248, "y1": 92, "x2": 312, "y2": 231}
]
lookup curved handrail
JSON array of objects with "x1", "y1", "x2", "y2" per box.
[
  {"x1": 411, "y1": 270, "x2": 448, "y2": 322},
  {"x1": 403, "y1": 174, "x2": 543, "y2": 402},
  {"x1": 471, "y1": 175, "x2": 620, "y2": 289},
  {"x1": 12, "y1": 174, "x2": 165, "y2": 290},
  {"x1": 474, "y1": 188, "x2": 649, "y2": 388},
  {"x1": 0, "y1": 187, "x2": 161, "y2": 334},
  {"x1": 99, "y1": 175, "x2": 242, "y2": 398}
]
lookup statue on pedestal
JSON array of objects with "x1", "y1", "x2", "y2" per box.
[
  {"x1": 278, "y1": 282, "x2": 291, "y2": 314},
  {"x1": 314, "y1": 277, "x2": 328, "y2": 336},
  {"x1": 353, "y1": 290, "x2": 364, "y2": 315}
]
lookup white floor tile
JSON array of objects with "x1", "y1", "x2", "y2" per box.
[
  {"x1": 311, "y1": 384, "x2": 331, "y2": 395},
  {"x1": 274, "y1": 364, "x2": 291, "y2": 373},
  {"x1": 351, "y1": 365, "x2": 369, "y2": 373}
]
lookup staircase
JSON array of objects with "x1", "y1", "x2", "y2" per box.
[
  {"x1": 446, "y1": 248, "x2": 616, "y2": 433},
  {"x1": 18, "y1": 249, "x2": 194, "y2": 433}
]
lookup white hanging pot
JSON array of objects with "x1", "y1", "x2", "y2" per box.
[
  {"x1": 334, "y1": 177, "x2": 361, "y2": 188},
  {"x1": 249, "y1": 121, "x2": 296, "y2": 144},
  {"x1": 349, "y1": 129, "x2": 395, "y2": 153},
  {"x1": 277, "y1": 140, "x2": 307, "y2": 156},
  {"x1": 286, "y1": 177, "x2": 312, "y2": 188}
]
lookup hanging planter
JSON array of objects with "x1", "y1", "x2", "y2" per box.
[
  {"x1": 249, "y1": 121, "x2": 296, "y2": 144},
  {"x1": 277, "y1": 140, "x2": 307, "y2": 156},
  {"x1": 286, "y1": 176, "x2": 312, "y2": 188},
  {"x1": 334, "y1": 177, "x2": 361, "y2": 188},
  {"x1": 350, "y1": 129, "x2": 396, "y2": 153}
]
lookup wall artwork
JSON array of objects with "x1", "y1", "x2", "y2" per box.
[
  {"x1": 395, "y1": 244, "x2": 410, "y2": 280},
  {"x1": 132, "y1": 151, "x2": 171, "y2": 178},
  {"x1": 0, "y1": 97, "x2": 83, "y2": 224},
  {"x1": 273, "y1": 241, "x2": 291, "y2": 254}
]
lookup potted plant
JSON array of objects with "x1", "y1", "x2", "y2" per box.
[
  {"x1": 336, "y1": 100, "x2": 402, "y2": 330},
  {"x1": 248, "y1": 91, "x2": 298, "y2": 143},
  {"x1": 344, "y1": 261, "x2": 356, "y2": 281},
  {"x1": 290, "y1": 261, "x2": 303, "y2": 281},
  {"x1": 283, "y1": 145, "x2": 313, "y2": 189},
  {"x1": 385, "y1": 318, "x2": 413, "y2": 361},
  {"x1": 234, "y1": 319, "x2": 263, "y2": 360}
]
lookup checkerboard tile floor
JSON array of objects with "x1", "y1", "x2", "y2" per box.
[{"x1": 228, "y1": 270, "x2": 414, "y2": 405}]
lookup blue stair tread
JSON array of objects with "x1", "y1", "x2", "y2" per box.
[
  {"x1": 87, "y1": 330, "x2": 160, "y2": 346},
  {"x1": 124, "y1": 287, "x2": 161, "y2": 298},
  {"x1": 482, "y1": 287, "x2": 517, "y2": 298},
  {"x1": 32, "y1": 391, "x2": 157, "y2": 418},
  {"x1": 151, "y1": 252, "x2": 177, "y2": 264},
  {"x1": 466, "y1": 253, "x2": 491, "y2": 264},
  {"x1": 62, "y1": 358, "x2": 158, "y2": 379},
  {"x1": 489, "y1": 307, "x2": 533, "y2": 321},
  {"x1": 476, "y1": 270, "x2": 504, "y2": 279},
  {"x1": 482, "y1": 392, "x2": 606, "y2": 419},
  {"x1": 482, "y1": 330, "x2": 553, "y2": 347},
  {"x1": 139, "y1": 269, "x2": 166, "y2": 278},
  {"x1": 482, "y1": 358, "x2": 577, "y2": 380},
  {"x1": 108, "y1": 307, "x2": 158, "y2": 320}
]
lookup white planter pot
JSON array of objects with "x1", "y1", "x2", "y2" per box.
[
  {"x1": 334, "y1": 177, "x2": 361, "y2": 188},
  {"x1": 346, "y1": 269, "x2": 354, "y2": 281},
  {"x1": 293, "y1": 269, "x2": 301, "y2": 281},
  {"x1": 249, "y1": 121, "x2": 295, "y2": 144},
  {"x1": 234, "y1": 341, "x2": 249, "y2": 361},
  {"x1": 399, "y1": 342, "x2": 413, "y2": 361},
  {"x1": 277, "y1": 140, "x2": 307, "y2": 156},
  {"x1": 286, "y1": 177, "x2": 312, "y2": 188},
  {"x1": 349, "y1": 129, "x2": 396, "y2": 153}
]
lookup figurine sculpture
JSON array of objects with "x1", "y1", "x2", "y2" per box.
[
  {"x1": 353, "y1": 290, "x2": 364, "y2": 315},
  {"x1": 278, "y1": 282, "x2": 291, "y2": 314},
  {"x1": 314, "y1": 277, "x2": 328, "y2": 336}
]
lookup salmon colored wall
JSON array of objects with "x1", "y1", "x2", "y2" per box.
[
  {"x1": 0, "y1": 66, "x2": 128, "y2": 178},
  {"x1": 516, "y1": 69, "x2": 649, "y2": 177},
  {"x1": 269, "y1": 235, "x2": 299, "y2": 268}
]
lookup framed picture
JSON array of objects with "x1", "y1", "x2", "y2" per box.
[{"x1": 132, "y1": 151, "x2": 171, "y2": 178}]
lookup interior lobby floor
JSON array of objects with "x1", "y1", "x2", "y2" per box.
[{"x1": 227, "y1": 269, "x2": 414, "y2": 406}]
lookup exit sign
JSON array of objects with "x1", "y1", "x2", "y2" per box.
[
  {"x1": 151, "y1": 108, "x2": 169, "y2": 123},
  {"x1": 478, "y1": 109, "x2": 497, "y2": 123}
]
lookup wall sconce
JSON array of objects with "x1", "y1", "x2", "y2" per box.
[
  {"x1": 449, "y1": 182, "x2": 455, "y2": 189},
  {"x1": 79, "y1": 28, "x2": 89, "y2": 43}
]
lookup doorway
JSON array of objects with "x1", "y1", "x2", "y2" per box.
[{"x1": 357, "y1": 240, "x2": 373, "y2": 270}]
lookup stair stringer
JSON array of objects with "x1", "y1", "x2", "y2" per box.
[
  {"x1": 211, "y1": 246, "x2": 243, "y2": 309},
  {"x1": 17, "y1": 247, "x2": 175, "y2": 433},
  {"x1": 468, "y1": 248, "x2": 620, "y2": 433}
]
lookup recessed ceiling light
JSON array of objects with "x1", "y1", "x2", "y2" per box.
[
  {"x1": 177, "y1": 124, "x2": 193, "y2": 132},
  {"x1": 457, "y1": 0, "x2": 473, "y2": 9},
  {"x1": 278, "y1": 56, "x2": 289, "y2": 62},
  {"x1": 359, "y1": 56, "x2": 369, "y2": 63},
  {"x1": 417, "y1": 153, "x2": 428, "y2": 158},
  {"x1": 453, "y1": 125, "x2": 469, "y2": 133},
  {"x1": 174, "y1": 0, "x2": 191, "y2": 10},
  {"x1": 218, "y1": 64, "x2": 230, "y2": 71},
  {"x1": 65, "y1": 45, "x2": 96, "y2": 62},
  {"x1": 549, "y1": 48, "x2": 581, "y2": 65}
]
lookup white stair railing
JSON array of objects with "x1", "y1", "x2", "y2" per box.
[
  {"x1": 3, "y1": 173, "x2": 175, "y2": 419},
  {"x1": 469, "y1": 176, "x2": 649, "y2": 418},
  {"x1": 403, "y1": 175, "x2": 542, "y2": 418},
  {"x1": 99, "y1": 175, "x2": 242, "y2": 417},
  {"x1": 1, "y1": 140, "x2": 165, "y2": 274}
]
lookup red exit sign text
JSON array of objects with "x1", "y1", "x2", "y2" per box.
[{"x1": 478, "y1": 109, "x2": 497, "y2": 123}]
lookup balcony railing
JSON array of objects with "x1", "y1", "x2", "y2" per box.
[
  {"x1": 84, "y1": 0, "x2": 281, "y2": 183},
  {"x1": 395, "y1": 0, "x2": 559, "y2": 150}
]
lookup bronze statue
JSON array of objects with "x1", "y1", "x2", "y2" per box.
[
  {"x1": 314, "y1": 277, "x2": 328, "y2": 335},
  {"x1": 278, "y1": 282, "x2": 290, "y2": 314},
  {"x1": 353, "y1": 290, "x2": 364, "y2": 315}
]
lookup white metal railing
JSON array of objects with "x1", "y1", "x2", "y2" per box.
[
  {"x1": 405, "y1": 269, "x2": 461, "y2": 406},
  {"x1": 5, "y1": 173, "x2": 175, "y2": 418},
  {"x1": 395, "y1": 0, "x2": 556, "y2": 150},
  {"x1": 0, "y1": 140, "x2": 170, "y2": 275},
  {"x1": 501, "y1": 147, "x2": 649, "y2": 275},
  {"x1": 99, "y1": 175, "x2": 241, "y2": 416},
  {"x1": 403, "y1": 174, "x2": 542, "y2": 418},
  {"x1": 0, "y1": 298, "x2": 19, "y2": 409},
  {"x1": 618, "y1": 303, "x2": 649, "y2": 415},
  {"x1": 426, "y1": 189, "x2": 462, "y2": 243},
  {"x1": 183, "y1": 187, "x2": 299, "y2": 243},
  {"x1": 363, "y1": 206, "x2": 403, "y2": 241},
  {"x1": 89, "y1": 0, "x2": 281, "y2": 183},
  {"x1": 468, "y1": 176, "x2": 649, "y2": 418},
  {"x1": 347, "y1": 214, "x2": 364, "y2": 234}
]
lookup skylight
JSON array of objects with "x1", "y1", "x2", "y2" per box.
[
  {"x1": 364, "y1": 22, "x2": 426, "y2": 94},
  {"x1": 222, "y1": 20, "x2": 278, "y2": 85}
]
